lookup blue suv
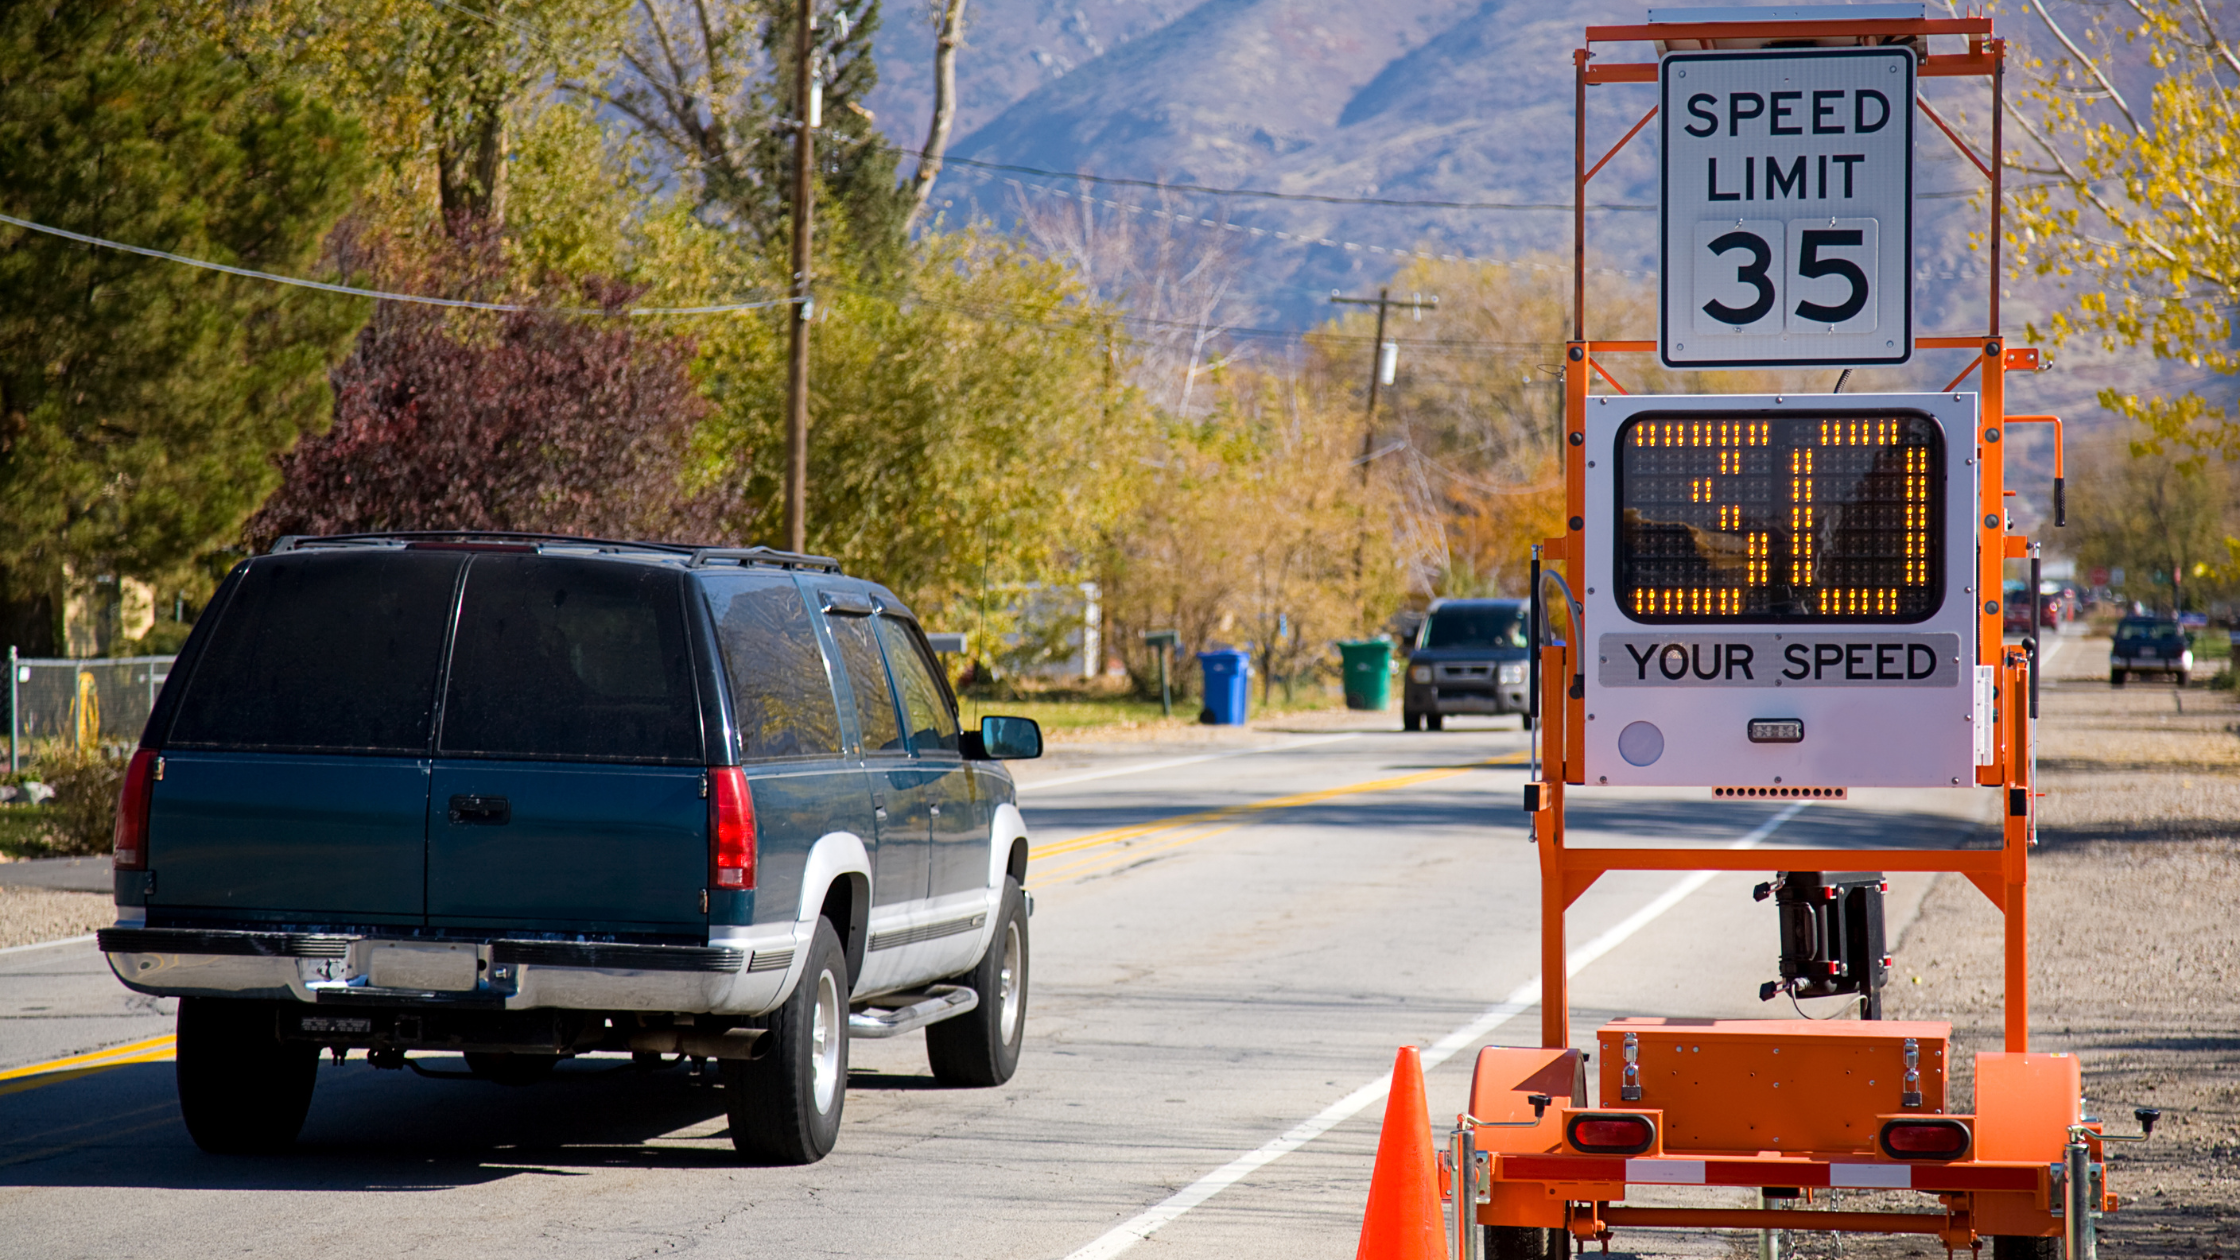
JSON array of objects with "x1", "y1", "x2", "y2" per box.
[{"x1": 98, "y1": 533, "x2": 1041, "y2": 1164}]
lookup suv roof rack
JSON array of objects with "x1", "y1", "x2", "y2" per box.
[
  {"x1": 268, "y1": 531, "x2": 841, "y2": 572},
  {"x1": 686, "y1": 545, "x2": 841, "y2": 573}
]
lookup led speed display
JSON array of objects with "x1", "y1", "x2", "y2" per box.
[{"x1": 1615, "y1": 412, "x2": 1942, "y2": 623}]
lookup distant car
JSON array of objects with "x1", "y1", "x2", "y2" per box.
[
  {"x1": 1402, "y1": 598, "x2": 1530, "y2": 731},
  {"x1": 99, "y1": 532, "x2": 1042, "y2": 1165},
  {"x1": 2004, "y1": 594, "x2": 2065, "y2": 637},
  {"x1": 2110, "y1": 616, "x2": 2193, "y2": 685}
]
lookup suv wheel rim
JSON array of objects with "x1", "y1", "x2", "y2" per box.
[
  {"x1": 997, "y1": 921, "x2": 1024, "y2": 1043},
  {"x1": 810, "y1": 968, "x2": 841, "y2": 1113}
]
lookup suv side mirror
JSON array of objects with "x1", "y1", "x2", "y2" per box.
[{"x1": 965, "y1": 715, "x2": 1042, "y2": 761}]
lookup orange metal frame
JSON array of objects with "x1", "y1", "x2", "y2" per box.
[{"x1": 1498, "y1": 11, "x2": 2077, "y2": 1246}]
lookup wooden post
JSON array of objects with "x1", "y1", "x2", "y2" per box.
[{"x1": 783, "y1": 0, "x2": 816, "y2": 553}]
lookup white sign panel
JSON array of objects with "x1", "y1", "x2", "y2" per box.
[
  {"x1": 1660, "y1": 47, "x2": 1914, "y2": 368},
  {"x1": 1576, "y1": 391, "x2": 1979, "y2": 789}
]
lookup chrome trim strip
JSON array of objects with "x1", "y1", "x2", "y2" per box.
[
  {"x1": 489, "y1": 940, "x2": 744, "y2": 974},
  {"x1": 867, "y1": 913, "x2": 985, "y2": 952},
  {"x1": 96, "y1": 927, "x2": 351, "y2": 959}
]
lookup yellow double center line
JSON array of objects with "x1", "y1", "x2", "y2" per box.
[
  {"x1": 0, "y1": 1033, "x2": 176, "y2": 1099},
  {"x1": 1026, "y1": 751, "x2": 1529, "y2": 889}
]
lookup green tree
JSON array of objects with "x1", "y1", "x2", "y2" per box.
[
  {"x1": 689, "y1": 229, "x2": 1147, "y2": 620},
  {"x1": 2069, "y1": 440, "x2": 2238, "y2": 615},
  {"x1": 190, "y1": 0, "x2": 629, "y2": 237},
  {"x1": 588, "y1": 0, "x2": 907, "y2": 267},
  {"x1": 0, "y1": 0, "x2": 366, "y2": 634}
]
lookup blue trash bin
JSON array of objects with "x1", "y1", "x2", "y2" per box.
[{"x1": 1196, "y1": 649, "x2": 1251, "y2": 725}]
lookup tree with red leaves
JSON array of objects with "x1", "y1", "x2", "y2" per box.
[{"x1": 249, "y1": 227, "x2": 738, "y2": 548}]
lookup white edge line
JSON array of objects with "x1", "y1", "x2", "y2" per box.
[
  {"x1": 1059, "y1": 799, "x2": 1810, "y2": 1260},
  {"x1": 0, "y1": 933, "x2": 98, "y2": 957},
  {"x1": 1016, "y1": 732, "x2": 1364, "y2": 794}
]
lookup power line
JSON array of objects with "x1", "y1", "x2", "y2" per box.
[
  {"x1": 935, "y1": 153, "x2": 1653, "y2": 211},
  {"x1": 1006, "y1": 179, "x2": 1660, "y2": 282},
  {"x1": 833, "y1": 277, "x2": 1558, "y2": 352},
  {"x1": 0, "y1": 213, "x2": 797, "y2": 316}
]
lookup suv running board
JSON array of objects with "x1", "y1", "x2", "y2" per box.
[{"x1": 848, "y1": 985, "x2": 978, "y2": 1039}]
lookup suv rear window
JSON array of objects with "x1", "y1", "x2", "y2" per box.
[
  {"x1": 704, "y1": 574, "x2": 844, "y2": 760},
  {"x1": 1424, "y1": 606, "x2": 1526, "y2": 649},
  {"x1": 167, "y1": 551, "x2": 464, "y2": 753},
  {"x1": 439, "y1": 555, "x2": 702, "y2": 763}
]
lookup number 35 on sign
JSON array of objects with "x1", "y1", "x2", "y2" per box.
[{"x1": 1659, "y1": 47, "x2": 1914, "y2": 368}]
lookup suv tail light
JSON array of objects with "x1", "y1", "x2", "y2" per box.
[
  {"x1": 1566, "y1": 1112, "x2": 1656, "y2": 1155},
  {"x1": 114, "y1": 750, "x2": 157, "y2": 871},
  {"x1": 710, "y1": 767, "x2": 756, "y2": 891},
  {"x1": 1878, "y1": 1118, "x2": 1971, "y2": 1160}
]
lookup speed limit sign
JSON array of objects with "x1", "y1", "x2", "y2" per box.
[{"x1": 1659, "y1": 47, "x2": 1913, "y2": 368}]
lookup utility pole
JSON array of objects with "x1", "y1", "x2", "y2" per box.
[
  {"x1": 784, "y1": 0, "x2": 818, "y2": 553},
  {"x1": 1329, "y1": 288, "x2": 1436, "y2": 479}
]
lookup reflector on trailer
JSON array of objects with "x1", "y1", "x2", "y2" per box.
[
  {"x1": 1878, "y1": 1118, "x2": 1971, "y2": 1160},
  {"x1": 1567, "y1": 1112, "x2": 1658, "y2": 1155}
]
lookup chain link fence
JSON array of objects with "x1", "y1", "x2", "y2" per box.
[{"x1": 6, "y1": 650, "x2": 174, "y2": 771}]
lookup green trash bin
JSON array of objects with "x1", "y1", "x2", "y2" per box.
[{"x1": 1338, "y1": 639, "x2": 1393, "y2": 711}]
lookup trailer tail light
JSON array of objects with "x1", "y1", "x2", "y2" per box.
[
  {"x1": 113, "y1": 750, "x2": 157, "y2": 871},
  {"x1": 1878, "y1": 1118, "x2": 1971, "y2": 1160},
  {"x1": 1566, "y1": 1112, "x2": 1656, "y2": 1156},
  {"x1": 710, "y1": 767, "x2": 756, "y2": 891}
]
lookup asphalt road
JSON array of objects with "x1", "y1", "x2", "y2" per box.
[{"x1": 0, "y1": 716, "x2": 1997, "y2": 1259}]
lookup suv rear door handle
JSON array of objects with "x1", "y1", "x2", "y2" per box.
[{"x1": 448, "y1": 795, "x2": 511, "y2": 825}]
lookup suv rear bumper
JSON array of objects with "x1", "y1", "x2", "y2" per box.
[{"x1": 99, "y1": 923, "x2": 805, "y2": 1015}]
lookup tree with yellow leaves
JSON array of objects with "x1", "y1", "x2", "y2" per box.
[{"x1": 2004, "y1": 0, "x2": 2240, "y2": 461}]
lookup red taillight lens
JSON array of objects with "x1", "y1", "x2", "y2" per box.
[
  {"x1": 113, "y1": 750, "x2": 156, "y2": 871},
  {"x1": 1567, "y1": 1113, "x2": 1656, "y2": 1155},
  {"x1": 710, "y1": 767, "x2": 756, "y2": 891},
  {"x1": 1879, "y1": 1119, "x2": 1971, "y2": 1160}
]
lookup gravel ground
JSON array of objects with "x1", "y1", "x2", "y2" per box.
[
  {"x1": 0, "y1": 885, "x2": 113, "y2": 950},
  {"x1": 1779, "y1": 637, "x2": 2240, "y2": 1258}
]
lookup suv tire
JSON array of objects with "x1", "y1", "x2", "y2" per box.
[
  {"x1": 1989, "y1": 1237, "x2": 2057, "y2": 1260},
  {"x1": 1425, "y1": 712, "x2": 1445, "y2": 731},
  {"x1": 1403, "y1": 709, "x2": 1422, "y2": 732},
  {"x1": 2111, "y1": 668, "x2": 2126, "y2": 685},
  {"x1": 175, "y1": 997, "x2": 318, "y2": 1155},
  {"x1": 724, "y1": 918, "x2": 849, "y2": 1164},
  {"x1": 927, "y1": 877, "x2": 1030, "y2": 1087}
]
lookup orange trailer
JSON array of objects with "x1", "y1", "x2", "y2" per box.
[{"x1": 1444, "y1": 10, "x2": 2156, "y2": 1259}]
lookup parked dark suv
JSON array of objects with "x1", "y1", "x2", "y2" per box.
[
  {"x1": 2109, "y1": 615, "x2": 2193, "y2": 685},
  {"x1": 1401, "y1": 598, "x2": 1531, "y2": 731},
  {"x1": 99, "y1": 533, "x2": 1041, "y2": 1165}
]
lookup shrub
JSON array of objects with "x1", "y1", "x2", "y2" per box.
[{"x1": 31, "y1": 745, "x2": 128, "y2": 857}]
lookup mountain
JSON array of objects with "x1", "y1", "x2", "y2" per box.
[{"x1": 867, "y1": 0, "x2": 2154, "y2": 471}]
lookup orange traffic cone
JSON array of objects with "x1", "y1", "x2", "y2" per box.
[{"x1": 1356, "y1": 1045, "x2": 1447, "y2": 1260}]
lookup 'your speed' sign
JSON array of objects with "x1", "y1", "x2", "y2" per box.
[{"x1": 1659, "y1": 47, "x2": 1913, "y2": 368}]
